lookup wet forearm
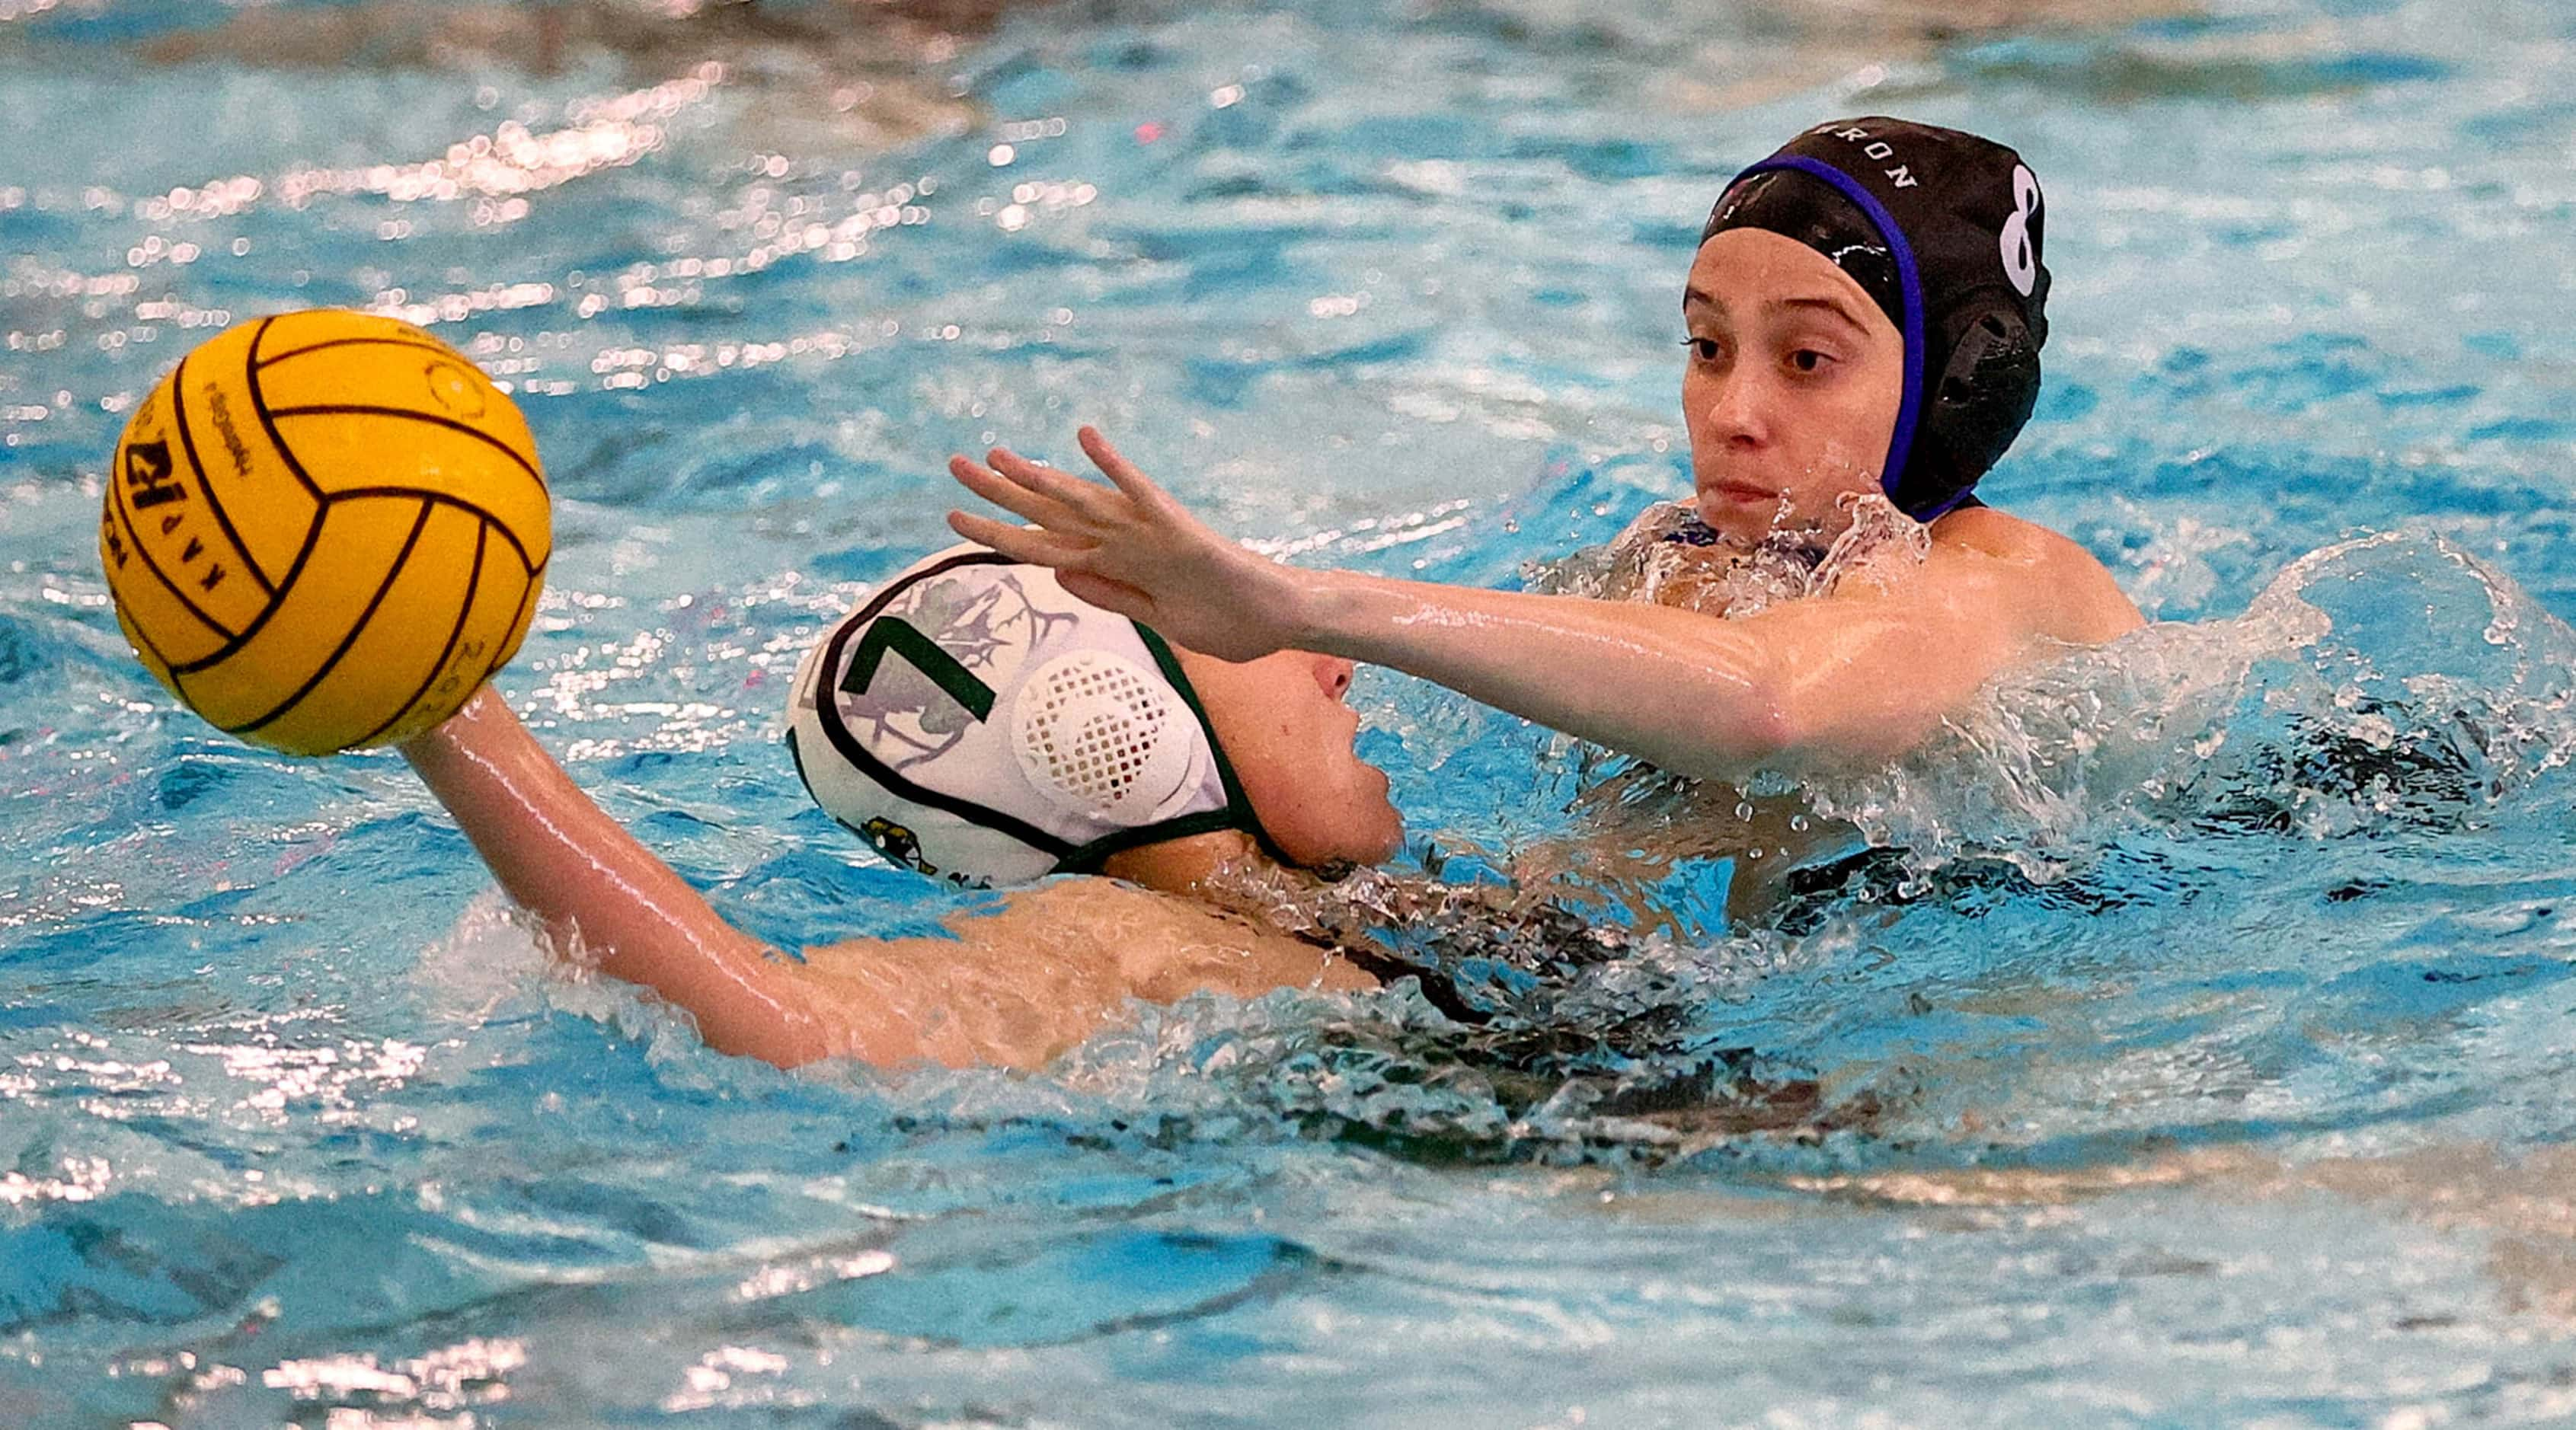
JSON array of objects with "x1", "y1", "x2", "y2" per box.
[
  {"x1": 1290, "y1": 571, "x2": 1792, "y2": 778},
  {"x1": 400, "y1": 687, "x2": 840, "y2": 1065}
]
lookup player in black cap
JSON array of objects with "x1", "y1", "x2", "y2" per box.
[
  {"x1": 1692, "y1": 117, "x2": 2050, "y2": 527},
  {"x1": 950, "y1": 117, "x2": 2143, "y2": 780}
]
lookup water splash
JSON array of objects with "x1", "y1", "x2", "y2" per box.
[
  {"x1": 1804, "y1": 529, "x2": 2576, "y2": 883},
  {"x1": 1532, "y1": 493, "x2": 1930, "y2": 616},
  {"x1": 874, "y1": 528, "x2": 2576, "y2": 1170}
]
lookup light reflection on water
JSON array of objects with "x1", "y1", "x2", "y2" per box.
[{"x1": 251, "y1": 1334, "x2": 528, "y2": 1422}]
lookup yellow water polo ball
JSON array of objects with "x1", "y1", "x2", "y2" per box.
[{"x1": 98, "y1": 310, "x2": 551, "y2": 755}]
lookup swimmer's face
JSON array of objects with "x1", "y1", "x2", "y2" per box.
[
  {"x1": 1175, "y1": 648, "x2": 1404, "y2": 870},
  {"x1": 1680, "y1": 228, "x2": 1906, "y2": 545}
]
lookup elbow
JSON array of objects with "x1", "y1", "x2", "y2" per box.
[
  {"x1": 1744, "y1": 701, "x2": 1801, "y2": 764},
  {"x1": 1651, "y1": 669, "x2": 1797, "y2": 780},
  {"x1": 1717, "y1": 662, "x2": 1801, "y2": 765},
  {"x1": 687, "y1": 997, "x2": 837, "y2": 1070},
  {"x1": 1734, "y1": 666, "x2": 1947, "y2": 771},
  {"x1": 698, "y1": 1000, "x2": 840, "y2": 1068}
]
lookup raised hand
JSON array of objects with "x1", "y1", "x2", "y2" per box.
[{"x1": 947, "y1": 426, "x2": 1306, "y2": 662}]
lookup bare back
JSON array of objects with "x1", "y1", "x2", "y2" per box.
[{"x1": 794, "y1": 879, "x2": 1372, "y2": 1070}]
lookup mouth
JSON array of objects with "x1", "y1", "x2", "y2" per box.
[{"x1": 1702, "y1": 480, "x2": 1779, "y2": 505}]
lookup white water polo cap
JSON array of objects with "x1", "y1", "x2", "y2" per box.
[{"x1": 785, "y1": 544, "x2": 1273, "y2": 886}]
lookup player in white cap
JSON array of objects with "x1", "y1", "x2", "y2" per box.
[{"x1": 400, "y1": 541, "x2": 1405, "y2": 1070}]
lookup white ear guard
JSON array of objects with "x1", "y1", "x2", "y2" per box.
[
  {"x1": 784, "y1": 544, "x2": 1274, "y2": 886},
  {"x1": 1012, "y1": 648, "x2": 1204, "y2": 824}
]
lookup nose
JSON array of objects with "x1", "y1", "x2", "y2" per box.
[
  {"x1": 1702, "y1": 366, "x2": 1770, "y2": 448},
  {"x1": 1313, "y1": 655, "x2": 1356, "y2": 701}
]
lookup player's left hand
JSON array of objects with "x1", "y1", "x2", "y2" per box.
[{"x1": 946, "y1": 426, "x2": 1306, "y2": 663}]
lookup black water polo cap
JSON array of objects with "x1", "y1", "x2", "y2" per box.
[{"x1": 1700, "y1": 117, "x2": 2050, "y2": 520}]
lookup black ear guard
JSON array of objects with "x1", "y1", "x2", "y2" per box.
[{"x1": 1919, "y1": 301, "x2": 2045, "y2": 503}]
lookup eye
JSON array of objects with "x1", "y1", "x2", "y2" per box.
[
  {"x1": 1681, "y1": 337, "x2": 1723, "y2": 362},
  {"x1": 1787, "y1": 348, "x2": 1835, "y2": 375}
]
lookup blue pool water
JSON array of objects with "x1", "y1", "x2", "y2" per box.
[{"x1": 8, "y1": 0, "x2": 2576, "y2": 1422}]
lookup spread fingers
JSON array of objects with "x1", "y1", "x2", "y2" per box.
[
  {"x1": 944, "y1": 510, "x2": 1095, "y2": 569},
  {"x1": 1076, "y1": 426, "x2": 1170, "y2": 506},
  {"x1": 984, "y1": 445, "x2": 1127, "y2": 522},
  {"x1": 948, "y1": 455, "x2": 1085, "y2": 531}
]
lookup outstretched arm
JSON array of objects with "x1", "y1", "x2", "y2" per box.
[
  {"x1": 948, "y1": 428, "x2": 2130, "y2": 780},
  {"x1": 401, "y1": 686, "x2": 863, "y2": 1066},
  {"x1": 1292, "y1": 551, "x2": 2035, "y2": 775}
]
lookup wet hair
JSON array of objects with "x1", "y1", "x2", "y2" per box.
[{"x1": 1701, "y1": 117, "x2": 2052, "y2": 519}]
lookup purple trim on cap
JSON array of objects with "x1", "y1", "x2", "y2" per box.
[
  {"x1": 1721, "y1": 155, "x2": 1926, "y2": 512},
  {"x1": 1906, "y1": 477, "x2": 1977, "y2": 520}
]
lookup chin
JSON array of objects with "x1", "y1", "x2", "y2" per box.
[
  {"x1": 1276, "y1": 812, "x2": 1399, "y2": 873},
  {"x1": 1299, "y1": 812, "x2": 1401, "y2": 871}
]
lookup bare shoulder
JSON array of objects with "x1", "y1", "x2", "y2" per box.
[
  {"x1": 790, "y1": 879, "x2": 1241, "y2": 1070},
  {"x1": 1927, "y1": 505, "x2": 2144, "y2": 643}
]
